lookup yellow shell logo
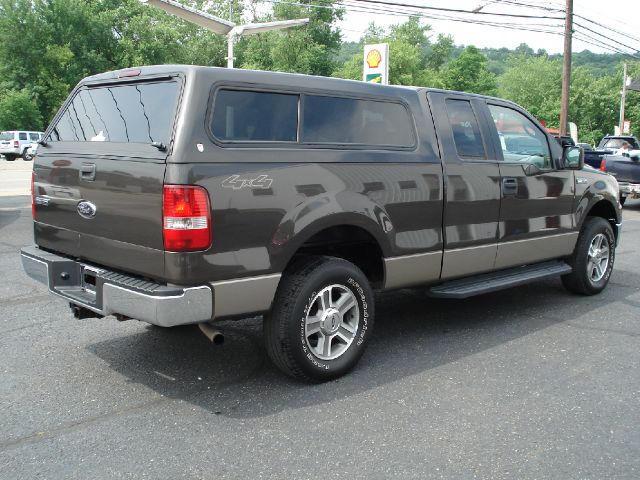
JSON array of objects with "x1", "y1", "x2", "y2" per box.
[{"x1": 366, "y1": 49, "x2": 382, "y2": 68}]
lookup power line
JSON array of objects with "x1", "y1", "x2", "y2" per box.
[
  {"x1": 489, "y1": 0, "x2": 640, "y2": 46},
  {"x1": 350, "y1": 0, "x2": 565, "y2": 20},
  {"x1": 574, "y1": 21, "x2": 640, "y2": 55},
  {"x1": 574, "y1": 14, "x2": 640, "y2": 45},
  {"x1": 262, "y1": 0, "x2": 640, "y2": 58}
]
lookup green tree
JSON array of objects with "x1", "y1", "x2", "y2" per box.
[
  {"x1": 239, "y1": 0, "x2": 343, "y2": 76},
  {"x1": 497, "y1": 55, "x2": 562, "y2": 126},
  {"x1": 426, "y1": 34, "x2": 454, "y2": 71},
  {"x1": 440, "y1": 46, "x2": 496, "y2": 95},
  {"x1": 0, "y1": 89, "x2": 43, "y2": 130}
]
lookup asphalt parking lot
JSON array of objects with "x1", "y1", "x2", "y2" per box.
[{"x1": 1, "y1": 160, "x2": 639, "y2": 479}]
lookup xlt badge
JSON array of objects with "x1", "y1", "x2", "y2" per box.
[{"x1": 77, "y1": 201, "x2": 97, "y2": 219}]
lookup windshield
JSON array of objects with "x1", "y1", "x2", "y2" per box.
[
  {"x1": 0, "y1": 132, "x2": 14, "y2": 140},
  {"x1": 50, "y1": 80, "x2": 180, "y2": 145},
  {"x1": 603, "y1": 139, "x2": 626, "y2": 149}
]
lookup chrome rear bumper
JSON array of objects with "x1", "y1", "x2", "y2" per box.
[{"x1": 21, "y1": 245, "x2": 212, "y2": 327}]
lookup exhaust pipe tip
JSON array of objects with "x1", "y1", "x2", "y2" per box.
[{"x1": 198, "y1": 323, "x2": 224, "y2": 345}]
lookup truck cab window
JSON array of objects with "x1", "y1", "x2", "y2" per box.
[
  {"x1": 488, "y1": 104, "x2": 552, "y2": 169},
  {"x1": 445, "y1": 99, "x2": 486, "y2": 159}
]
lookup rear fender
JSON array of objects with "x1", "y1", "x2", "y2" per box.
[{"x1": 269, "y1": 191, "x2": 392, "y2": 270}]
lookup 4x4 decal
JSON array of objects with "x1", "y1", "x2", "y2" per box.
[{"x1": 221, "y1": 174, "x2": 273, "y2": 190}]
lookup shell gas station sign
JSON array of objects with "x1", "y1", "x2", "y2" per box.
[{"x1": 363, "y1": 43, "x2": 389, "y2": 85}]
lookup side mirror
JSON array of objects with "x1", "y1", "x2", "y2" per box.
[{"x1": 563, "y1": 145, "x2": 584, "y2": 170}]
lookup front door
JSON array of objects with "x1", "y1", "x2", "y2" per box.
[{"x1": 484, "y1": 103, "x2": 576, "y2": 269}]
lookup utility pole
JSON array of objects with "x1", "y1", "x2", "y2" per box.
[
  {"x1": 619, "y1": 62, "x2": 628, "y2": 134},
  {"x1": 559, "y1": 0, "x2": 573, "y2": 136}
]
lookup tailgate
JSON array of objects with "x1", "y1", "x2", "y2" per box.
[
  {"x1": 605, "y1": 156, "x2": 640, "y2": 183},
  {"x1": 33, "y1": 77, "x2": 182, "y2": 280}
]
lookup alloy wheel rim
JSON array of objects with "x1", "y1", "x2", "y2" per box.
[
  {"x1": 304, "y1": 284, "x2": 359, "y2": 361},
  {"x1": 587, "y1": 233, "x2": 610, "y2": 282}
]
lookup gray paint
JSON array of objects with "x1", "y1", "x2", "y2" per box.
[{"x1": 25, "y1": 65, "x2": 622, "y2": 321}]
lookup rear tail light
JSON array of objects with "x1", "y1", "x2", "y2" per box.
[
  {"x1": 31, "y1": 171, "x2": 35, "y2": 219},
  {"x1": 600, "y1": 158, "x2": 607, "y2": 171},
  {"x1": 163, "y1": 185, "x2": 211, "y2": 252},
  {"x1": 13, "y1": 140, "x2": 19, "y2": 148}
]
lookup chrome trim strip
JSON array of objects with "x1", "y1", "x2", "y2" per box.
[
  {"x1": 211, "y1": 273, "x2": 282, "y2": 318},
  {"x1": 383, "y1": 251, "x2": 442, "y2": 289},
  {"x1": 441, "y1": 243, "x2": 497, "y2": 280},
  {"x1": 494, "y1": 232, "x2": 578, "y2": 270}
]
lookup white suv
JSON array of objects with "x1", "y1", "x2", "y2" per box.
[{"x1": 0, "y1": 131, "x2": 44, "y2": 161}]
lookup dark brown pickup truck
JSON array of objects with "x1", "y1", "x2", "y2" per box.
[{"x1": 21, "y1": 65, "x2": 622, "y2": 382}]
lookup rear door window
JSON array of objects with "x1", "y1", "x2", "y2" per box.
[
  {"x1": 29, "y1": 132, "x2": 40, "y2": 141},
  {"x1": 302, "y1": 95, "x2": 414, "y2": 147},
  {"x1": 18, "y1": 132, "x2": 27, "y2": 141},
  {"x1": 445, "y1": 99, "x2": 486, "y2": 159},
  {"x1": 211, "y1": 89, "x2": 298, "y2": 142},
  {"x1": 51, "y1": 80, "x2": 180, "y2": 145}
]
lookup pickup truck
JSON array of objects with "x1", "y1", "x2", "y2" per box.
[
  {"x1": 599, "y1": 150, "x2": 640, "y2": 205},
  {"x1": 584, "y1": 135, "x2": 640, "y2": 170},
  {"x1": 21, "y1": 65, "x2": 622, "y2": 382}
]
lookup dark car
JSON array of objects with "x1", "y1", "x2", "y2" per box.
[
  {"x1": 20, "y1": 65, "x2": 622, "y2": 381},
  {"x1": 599, "y1": 149, "x2": 640, "y2": 205},
  {"x1": 583, "y1": 136, "x2": 640, "y2": 170}
]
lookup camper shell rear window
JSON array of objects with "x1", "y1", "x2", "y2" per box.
[{"x1": 50, "y1": 80, "x2": 180, "y2": 145}]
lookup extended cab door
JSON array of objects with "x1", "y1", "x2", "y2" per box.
[
  {"x1": 482, "y1": 102, "x2": 576, "y2": 269},
  {"x1": 427, "y1": 92, "x2": 501, "y2": 280}
]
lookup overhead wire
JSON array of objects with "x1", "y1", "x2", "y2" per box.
[
  {"x1": 261, "y1": 0, "x2": 640, "y2": 58},
  {"x1": 490, "y1": 0, "x2": 640, "y2": 46}
]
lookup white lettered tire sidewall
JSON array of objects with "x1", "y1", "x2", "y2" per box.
[
  {"x1": 269, "y1": 257, "x2": 375, "y2": 382},
  {"x1": 584, "y1": 220, "x2": 615, "y2": 292}
]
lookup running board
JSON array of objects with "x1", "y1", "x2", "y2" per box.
[{"x1": 427, "y1": 260, "x2": 572, "y2": 299}]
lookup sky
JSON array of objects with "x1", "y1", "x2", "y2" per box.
[{"x1": 337, "y1": 0, "x2": 640, "y2": 55}]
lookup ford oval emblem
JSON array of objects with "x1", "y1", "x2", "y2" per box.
[{"x1": 77, "y1": 200, "x2": 97, "y2": 219}]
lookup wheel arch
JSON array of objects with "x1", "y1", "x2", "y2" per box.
[
  {"x1": 584, "y1": 198, "x2": 620, "y2": 243},
  {"x1": 281, "y1": 221, "x2": 387, "y2": 289}
]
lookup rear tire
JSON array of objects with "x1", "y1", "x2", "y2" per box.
[
  {"x1": 4, "y1": 154, "x2": 15, "y2": 161},
  {"x1": 562, "y1": 217, "x2": 615, "y2": 295},
  {"x1": 265, "y1": 256, "x2": 375, "y2": 382}
]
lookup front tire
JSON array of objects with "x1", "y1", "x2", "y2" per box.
[
  {"x1": 265, "y1": 256, "x2": 375, "y2": 382},
  {"x1": 562, "y1": 217, "x2": 615, "y2": 295}
]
